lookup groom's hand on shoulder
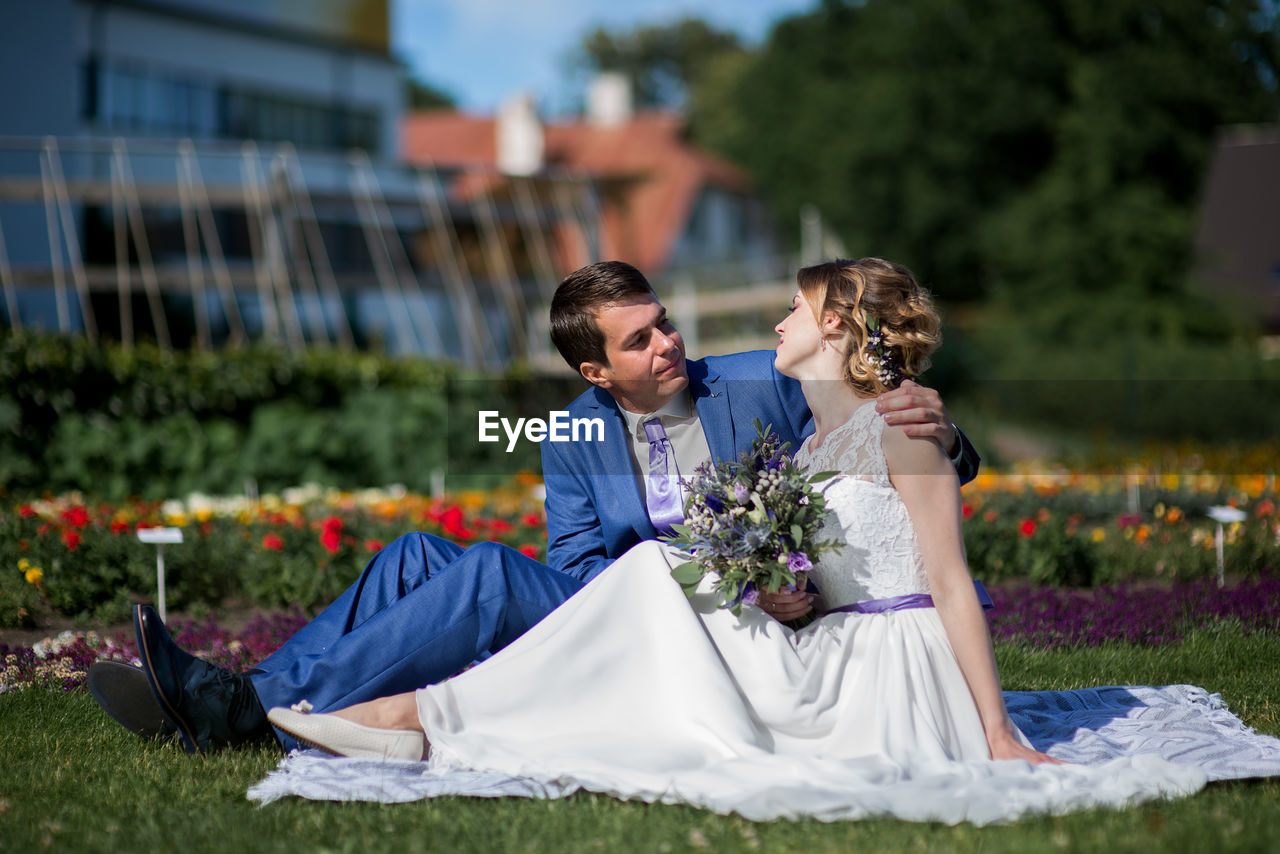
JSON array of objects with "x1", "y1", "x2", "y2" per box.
[{"x1": 875, "y1": 380, "x2": 958, "y2": 457}]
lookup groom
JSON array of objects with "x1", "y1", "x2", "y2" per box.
[{"x1": 91, "y1": 260, "x2": 977, "y2": 754}]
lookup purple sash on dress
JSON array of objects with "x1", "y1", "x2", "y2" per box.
[{"x1": 828, "y1": 580, "x2": 994, "y2": 615}]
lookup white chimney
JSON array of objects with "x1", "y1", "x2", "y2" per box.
[
  {"x1": 496, "y1": 94, "x2": 544, "y2": 176},
  {"x1": 587, "y1": 72, "x2": 632, "y2": 128}
]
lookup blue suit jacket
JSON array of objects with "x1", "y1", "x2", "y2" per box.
[{"x1": 540, "y1": 350, "x2": 978, "y2": 582}]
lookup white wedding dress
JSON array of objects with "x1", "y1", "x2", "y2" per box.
[{"x1": 250, "y1": 405, "x2": 1280, "y2": 821}]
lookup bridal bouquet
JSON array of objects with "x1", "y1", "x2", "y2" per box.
[{"x1": 664, "y1": 420, "x2": 840, "y2": 616}]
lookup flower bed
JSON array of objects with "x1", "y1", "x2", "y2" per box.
[
  {"x1": 1, "y1": 609, "x2": 307, "y2": 693},
  {"x1": 1, "y1": 460, "x2": 1277, "y2": 628},
  {"x1": 4, "y1": 574, "x2": 1278, "y2": 694},
  {"x1": 987, "y1": 574, "x2": 1280, "y2": 648},
  {"x1": 960, "y1": 467, "x2": 1278, "y2": 586},
  {"x1": 1, "y1": 478, "x2": 547, "y2": 627}
]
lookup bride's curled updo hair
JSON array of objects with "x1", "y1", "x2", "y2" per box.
[{"x1": 797, "y1": 258, "x2": 941, "y2": 395}]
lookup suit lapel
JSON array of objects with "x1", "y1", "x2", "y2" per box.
[
  {"x1": 689, "y1": 359, "x2": 736, "y2": 462},
  {"x1": 584, "y1": 385, "x2": 654, "y2": 538}
]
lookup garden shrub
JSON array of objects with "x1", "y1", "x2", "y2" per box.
[{"x1": 0, "y1": 332, "x2": 574, "y2": 500}]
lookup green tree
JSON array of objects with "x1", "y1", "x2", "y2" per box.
[
  {"x1": 571, "y1": 17, "x2": 745, "y2": 110},
  {"x1": 702, "y1": 0, "x2": 1279, "y2": 315},
  {"x1": 981, "y1": 0, "x2": 1279, "y2": 350},
  {"x1": 404, "y1": 72, "x2": 456, "y2": 110}
]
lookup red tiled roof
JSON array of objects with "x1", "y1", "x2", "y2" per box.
[{"x1": 401, "y1": 109, "x2": 751, "y2": 272}]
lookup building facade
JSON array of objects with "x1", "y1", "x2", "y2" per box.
[{"x1": 0, "y1": 1, "x2": 597, "y2": 368}]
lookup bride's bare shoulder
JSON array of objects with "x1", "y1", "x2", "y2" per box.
[{"x1": 880, "y1": 416, "x2": 952, "y2": 478}]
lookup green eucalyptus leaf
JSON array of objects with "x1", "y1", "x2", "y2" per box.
[{"x1": 670, "y1": 561, "x2": 704, "y2": 585}]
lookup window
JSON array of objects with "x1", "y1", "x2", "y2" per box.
[{"x1": 88, "y1": 59, "x2": 380, "y2": 151}]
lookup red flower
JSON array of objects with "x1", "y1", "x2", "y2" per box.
[
  {"x1": 319, "y1": 516, "x2": 344, "y2": 553},
  {"x1": 518, "y1": 544, "x2": 541, "y2": 559},
  {"x1": 439, "y1": 506, "x2": 465, "y2": 531},
  {"x1": 262, "y1": 533, "x2": 285, "y2": 551},
  {"x1": 320, "y1": 529, "x2": 342, "y2": 553},
  {"x1": 110, "y1": 520, "x2": 131, "y2": 535},
  {"x1": 521, "y1": 512, "x2": 542, "y2": 527},
  {"x1": 1018, "y1": 518, "x2": 1037, "y2": 538},
  {"x1": 61, "y1": 506, "x2": 90, "y2": 529},
  {"x1": 62, "y1": 529, "x2": 82, "y2": 551},
  {"x1": 487, "y1": 518, "x2": 514, "y2": 534},
  {"x1": 439, "y1": 505, "x2": 474, "y2": 540},
  {"x1": 18, "y1": 504, "x2": 37, "y2": 518},
  {"x1": 1256, "y1": 499, "x2": 1275, "y2": 518},
  {"x1": 364, "y1": 539, "x2": 385, "y2": 553},
  {"x1": 961, "y1": 503, "x2": 974, "y2": 521},
  {"x1": 983, "y1": 510, "x2": 997, "y2": 524}
]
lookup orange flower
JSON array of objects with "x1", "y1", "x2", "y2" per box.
[{"x1": 983, "y1": 510, "x2": 998, "y2": 523}]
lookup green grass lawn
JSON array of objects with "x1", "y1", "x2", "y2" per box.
[{"x1": 3, "y1": 630, "x2": 1279, "y2": 854}]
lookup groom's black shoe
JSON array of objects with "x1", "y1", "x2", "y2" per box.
[
  {"x1": 87, "y1": 660, "x2": 175, "y2": 739},
  {"x1": 133, "y1": 604, "x2": 272, "y2": 754}
]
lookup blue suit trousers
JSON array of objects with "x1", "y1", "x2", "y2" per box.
[{"x1": 249, "y1": 533, "x2": 583, "y2": 747}]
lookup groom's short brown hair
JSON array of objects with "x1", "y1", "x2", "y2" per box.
[{"x1": 550, "y1": 261, "x2": 656, "y2": 372}]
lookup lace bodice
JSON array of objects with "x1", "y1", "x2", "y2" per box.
[{"x1": 794, "y1": 403, "x2": 930, "y2": 609}]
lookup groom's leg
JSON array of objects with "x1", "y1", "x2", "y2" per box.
[
  {"x1": 251, "y1": 541, "x2": 584, "y2": 743},
  {"x1": 252, "y1": 532, "x2": 465, "y2": 676},
  {"x1": 89, "y1": 532, "x2": 468, "y2": 750}
]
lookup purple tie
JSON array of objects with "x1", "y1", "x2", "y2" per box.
[{"x1": 643, "y1": 418, "x2": 683, "y2": 533}]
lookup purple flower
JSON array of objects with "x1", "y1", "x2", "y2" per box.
[
  {"x1": 788, "y1": 552, "x2": 813, "y2": 573},
  {"x1": 739, "y1": 583, "x2": 759, "y2": 607},
  {"x1": 733, "y1": 483, "x2": 750, "y2": 504},
  {"x1": 705, "y1": 493, "x2": 725, "y2": 513}
]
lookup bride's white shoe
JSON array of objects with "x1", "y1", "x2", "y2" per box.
[{"x1": 268, "y1": 701, "x2": 425, "y2": 761}]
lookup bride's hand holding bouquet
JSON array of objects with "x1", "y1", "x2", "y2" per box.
[{"x1": 663, "y1": 420, "x2": 839, "y2": 625}]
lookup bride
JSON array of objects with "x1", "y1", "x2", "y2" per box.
[{"x1": 263, "y1": 258, "x2": 1208, "y2": 823}]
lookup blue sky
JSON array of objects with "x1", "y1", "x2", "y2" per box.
[{"x1": 391, "y1": 0, "x2": 817, "y2": 114}]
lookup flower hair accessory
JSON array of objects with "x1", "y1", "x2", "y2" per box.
[{"x1": 865, "y1": 316, "x2": 902, "y2": 388}]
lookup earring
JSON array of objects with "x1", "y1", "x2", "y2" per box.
[{"x1": 820, "y1": 336, "x2": 828, "y2": 353}]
